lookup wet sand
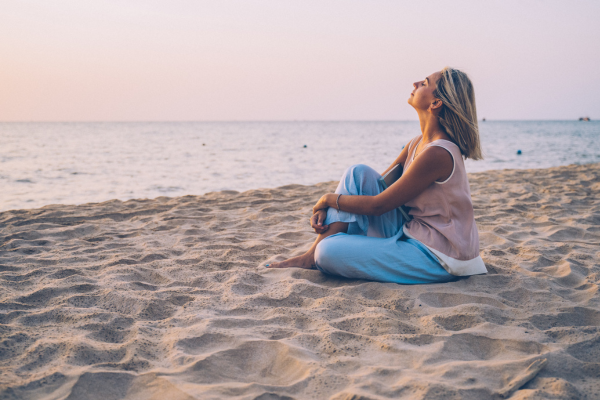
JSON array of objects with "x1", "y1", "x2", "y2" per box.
[{"x1": 1, "y1": 163, "x2": 599, "y2": 399}]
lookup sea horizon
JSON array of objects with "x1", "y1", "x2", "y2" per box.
[{"x1": 0, "y1": 118, "x2": 595, "y2": 123}]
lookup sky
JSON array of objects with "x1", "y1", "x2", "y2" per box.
[{"x1": 1, "y1": 0, "x2": 599, "y2": 121}]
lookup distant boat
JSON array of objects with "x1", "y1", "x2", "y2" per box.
[
  {"x1": 482, "y1": 118, "x2": 486, "y2": 122},
  {"x1": 579, "y1": 117, "x2": 591, "y2": 121}
]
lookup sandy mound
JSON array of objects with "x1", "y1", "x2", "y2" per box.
[{"x1": 1, "y1": 163, "x2": 599, "y2": 399}]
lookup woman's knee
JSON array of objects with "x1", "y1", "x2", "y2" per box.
[
  {"x1": 314, "y1": 235, "x2": 344, "y2": 271},
  {"x1": 343, "y1": 164, "x2": 378, "y2": 179},
  {"x1": 341, "y1": 164, "x2": 379, "y2": 185},
  {"x1": 340, "y1": 164, "x2": 381, "y2": 196}
]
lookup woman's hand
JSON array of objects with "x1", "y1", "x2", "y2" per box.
[
  {"x1": 310, "y1": 210, "x2": 329, "y2": 234},
  {"x1": 312, "y1": 194, "x2": 333, "y2": 215}
]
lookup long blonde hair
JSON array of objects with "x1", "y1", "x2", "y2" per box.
[{"x1": 433, "y1": 67, "x2": 483, "y2": 160}]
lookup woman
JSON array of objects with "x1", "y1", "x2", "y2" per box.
[{"x1": 267, "y1": 67, "x2": 487, "y2": 284}]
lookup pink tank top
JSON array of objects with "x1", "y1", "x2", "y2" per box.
[{"x1": 403, "y1": 136, "x2": 480, "y2": 261}]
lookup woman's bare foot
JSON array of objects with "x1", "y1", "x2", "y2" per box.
[
  {"x1": 266, "y1": 252, "x2": 315, "y2": 269},
  {"x1": 266, "y1": 222, "x2": 347, "y2": 270}
]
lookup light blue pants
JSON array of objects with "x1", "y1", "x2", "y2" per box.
[{"x1": 314, "y1": 164, "x2": 459, "y2": 284}]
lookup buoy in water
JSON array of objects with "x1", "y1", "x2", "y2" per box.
[{"x1": 517, "y1": 150, "x2": 522, "y2": 155}]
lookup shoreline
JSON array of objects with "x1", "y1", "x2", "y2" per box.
[
  {"x1": 1, "y1": 162, "x2": 599, "y2": 399},
  {"x1": 2, "y1": 161, "x2": 599, "y2": 214}
]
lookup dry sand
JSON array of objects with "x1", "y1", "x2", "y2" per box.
[{"x1": 1, "y1": 163, "x2": 599, "y2": 400}]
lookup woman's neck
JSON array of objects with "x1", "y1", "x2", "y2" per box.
[{"x1": 418, "y1": 112, "x2": 448, "y2": 143}]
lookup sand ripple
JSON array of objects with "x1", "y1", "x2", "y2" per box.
[{"x1": 1, "y1": 163, "x2": 600, "y2": 399}]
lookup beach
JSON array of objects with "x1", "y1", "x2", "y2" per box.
[{"x1": 1, "y1": 162, "x2": 599, "y2": 399}]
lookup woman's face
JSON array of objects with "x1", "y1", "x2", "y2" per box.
[{"x1": 408, "y1": 71, "x2": 442, "y2": 111}]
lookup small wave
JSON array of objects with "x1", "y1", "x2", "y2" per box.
[{"x1": 149, "y1": 185, "x2": 184, "y2": 194}]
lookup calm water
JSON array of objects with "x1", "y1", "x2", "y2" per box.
[{"x1": 1, "y1": 121, "x2": 599, "y2": 211}]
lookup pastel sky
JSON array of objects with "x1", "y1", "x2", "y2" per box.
[{"x1": 1, "y1": 0, "x2": 599, "y2": 121}]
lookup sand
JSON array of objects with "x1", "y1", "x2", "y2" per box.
[{"x1": 1, "y1": 162, "x2": 599, "y2": 400}]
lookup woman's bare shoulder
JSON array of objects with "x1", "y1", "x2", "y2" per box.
[{"x1": 408, "y1": 145, "x2": 453, "y2": 182}]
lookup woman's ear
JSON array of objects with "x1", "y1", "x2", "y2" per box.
[
  {"x1": 428, "y1": 99, "x2": 443, "y2": 114},
  {"x1": 430, "y1": 99, "x2": 443, "y2": 110}
]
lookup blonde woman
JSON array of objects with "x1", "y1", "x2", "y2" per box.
[{"x1": 267, "y1": 68, "x2": 487, "y2": 284}]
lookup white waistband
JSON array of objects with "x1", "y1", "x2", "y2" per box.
[{"x1": 403, "y1": 226, "x2": 487, "y2": 276}]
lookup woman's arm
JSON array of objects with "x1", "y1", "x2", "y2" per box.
[{"x1": 313, "y1": 146, "x2": 453, "y2": 216}]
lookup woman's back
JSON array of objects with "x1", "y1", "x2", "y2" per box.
[{"x1": 403, "y1": 136, "x2": 482, "y2": 264}]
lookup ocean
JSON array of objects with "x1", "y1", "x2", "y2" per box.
[{"x1": 1, "y1": 121, "x2": 598, "y2": 212}]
